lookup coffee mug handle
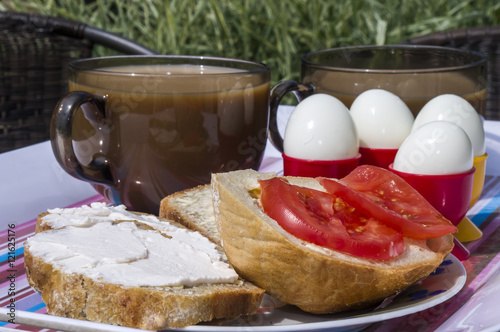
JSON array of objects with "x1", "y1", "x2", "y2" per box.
[
  {"x1": 268, "y1": 80, "x2": 314, "y2": 152},
  {"x1": 50, "y1": 91, "x2": 115, "y2": 185}
]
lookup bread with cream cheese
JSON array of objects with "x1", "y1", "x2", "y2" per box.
[
  {"x1": 161, "y1": 169, "x2": 454, "y2": 314},
  {"x1": 24, "y1": 204, "x2": 264, "y2": 330}
]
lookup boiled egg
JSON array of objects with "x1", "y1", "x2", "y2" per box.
[
  {"x1": 393, "y1": 121, "x2": 473, "y2": 175},
  {"x1": 283, "y1": 94, "x2": 359, "y2": 160},
  {"x1": 412, "y1": 94, "x2": 485, "y2": 157},
  {"x1": 349, "y1": 89, "x2": 414, "y2": 149}
]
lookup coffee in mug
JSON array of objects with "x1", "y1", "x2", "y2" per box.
[
  {"x1": 52, "y1": 56, "x2": 271, "y2": 214},
  {"x1": 268, "y1": 45, "x2": 487, "y2": 152}
]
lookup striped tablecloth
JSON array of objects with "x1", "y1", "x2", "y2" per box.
[{"x1": 1, "y1": 113, "x2": 499, "y2": 332}]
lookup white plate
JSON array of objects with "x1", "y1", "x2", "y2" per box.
[{"x1": 0, "y1": 254, "x2": 465, "y2": 332}]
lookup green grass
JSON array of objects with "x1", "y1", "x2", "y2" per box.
[{"x1": 2, "y1": 0, "x2": 500, "y2": 84}]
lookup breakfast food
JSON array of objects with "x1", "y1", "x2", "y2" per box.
[
  {"x1": 160, "y1": 184, "x2": 222, "y2": 246},
  {"x1": 161, "y1": 166, "x2": 455, "y2": 314},
  {"x1": 393, "y1": 121, "x2": 473, "y2": 175},
  {"x1": 281, "y1": 94, "x2": 361, "y2": 178},
  {"x1": 283, "y1": 93, "x2": 359, "y2": 161},
  {"x1": 24, "y1": 203, "x2": 264, "y2": 330},
  {"x1": 412, "y1": 94, "x2": 486, "y2": 157},
  {"x1": 348, "y1": 89, "x2": 415, "y2": 168},
  {"x1": 350, "y1": 89, "x2": 414, "y2": 149}
]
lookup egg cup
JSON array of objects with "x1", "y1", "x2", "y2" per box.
[
  {"x1": 283, "y1": 153, "x2": 361, "y2": 178},
  {"x1": 388, "y1": 165, "x2": 475, "y2": 261},
  {"x1": 455, "y1": 153, "x2": 488, "y2": 242},
  {"x1": 359, "y1": 147, "x2": 398, "y2": 169}
]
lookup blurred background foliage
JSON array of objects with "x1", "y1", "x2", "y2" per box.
[{"x1": 1, "y1": 0, "x2": 500, "y2": 84}]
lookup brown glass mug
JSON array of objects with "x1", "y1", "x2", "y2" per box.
[
  {"x1": 268, "y1": 45, "x2": 487, "y2": 152},
  {"x1": 51, "y1": 56, "x2": 272, "y2": 214}
]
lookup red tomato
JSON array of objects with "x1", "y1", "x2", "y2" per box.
[
  {"x1": 318, "y1": 165, "x2": 457, "y2": 239},
  {"x1": 258, "y1": 178, "x2": 405, "y2": 261}
]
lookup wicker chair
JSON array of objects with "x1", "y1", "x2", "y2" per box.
[
  {"x1": 404, "y1": 26, "x2": 500, "y2": 121},
  {"x1": 0, "y1": 11, "x2": 158, "y2": 153}
]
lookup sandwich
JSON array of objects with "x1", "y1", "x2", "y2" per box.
[
  {"x1": 161, "y1": 165, "x2": 455, "y2": 314},
  {"x1": 23, "y1": 203, "x2": 264, "y2": 330}
]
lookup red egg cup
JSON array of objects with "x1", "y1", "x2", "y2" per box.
[
  {"x1": 283, "y1": 153, "x2": 361, "y2": 178},
  {"x1": 388, "y1": 165, "x2": 475, "y2": 261},
  {"x1": 388, "y1": 166, "x2": 475, "y2": 225},
  {"x1": 359, "y1": 147, "x2": 398, "y2": 169}
]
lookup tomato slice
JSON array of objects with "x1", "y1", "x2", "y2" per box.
[
  {"x1": 258, "y1": 178, "x2": 404, "y2": 261},
  {"x1": 318, "y1": 165, "x2": 457, "y2": 239}
]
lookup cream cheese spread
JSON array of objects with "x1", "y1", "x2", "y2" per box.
[{"x1": 26, "y1": 202, "x2": 239, "y2": 287}]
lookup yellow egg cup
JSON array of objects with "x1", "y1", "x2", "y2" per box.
[{"x1": 455, "y1": 153, "x2": 488, "y2": 242}]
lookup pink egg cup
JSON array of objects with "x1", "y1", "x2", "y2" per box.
[
  {"x1": 388, "y1": 165, "x2": 475, "y2": 261},
  {"x1": 359, "y1": 147, "x2": 398, "y2": 169},
  {"x1": 282, "y1": 153, "x2": 361, "y2": 178}
]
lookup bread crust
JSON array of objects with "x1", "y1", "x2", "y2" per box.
[
  {"x1": 25, "y1": 210, "x2": 264, "y2": 330},
  {"x1": 211, "y1": 169, "x2": 454, "y2": 314}
]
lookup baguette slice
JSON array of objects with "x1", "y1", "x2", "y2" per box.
[
  {"x1": 211, "y1": 169, "x2": 454, "y2": 314},
  {"x1": 24, "y1": 204, "x2": 264, "y2": 330}
]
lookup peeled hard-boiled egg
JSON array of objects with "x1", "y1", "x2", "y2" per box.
[
  {"x1": 412, "y1": 94, "x2": 485, "y2": 157},
  {"x1": 283, "y1": 94, "x2": 359, "y2": 160},
  {"x1": 393, "y1": 121, "x2": 473, "y2": 175},
  {"x1": 350, "y1": 89, "x2": 414, "y2": 149}
]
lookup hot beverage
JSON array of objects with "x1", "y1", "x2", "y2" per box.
[
  {"x1": 303, "y1": 69, "x2": 486, "y2": 117},
  {"x1": 52, "y1": 57, "x2": 271, "y2": 214},
  {"x1": 268, "y1": 46, "x2": 487, "y2": 152}
]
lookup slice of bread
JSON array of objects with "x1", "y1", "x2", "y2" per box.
[
  {"x1": 24, "y1": 204, "x2": 264, "y2": 330},
  {"x1": 160, "y1": 184, "x2": 221, "y2": 246},
  {"x1": 210, "y1": 169, "x2": 453, "y2": 314}
]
